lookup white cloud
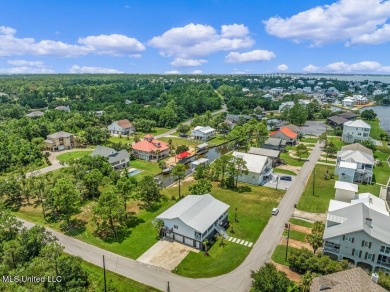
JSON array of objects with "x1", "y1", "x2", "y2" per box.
[
  {"x1": 0, "y1": 26, "x2": 16, "y2": 35},
  {"x1": 0, "y1": 26, "x2": 144, "y2": 57},
  {"x1": 78, "y1": 34, "x2": 145, "y2": 55},
  {"x1": 225, "y1": 50, "x2": 275, "y2": 63},
  {"x1": 264, "y1": 0, "x2": 390, "y2": 46},
  {"x1": 348, "y1": 23, "x2": 390, "y2": 45},
  {"x1": 69, "y1": 65, "x2": 123, "y2": 74},
  {"x1": 170, "y1": 58, "x2": 207, "y2": 68},
  {"x1": 7, "y1": 60, "x2": 45, "y2": 67},
  {"x1": 165, "y1": 70, "x2": 180, "y2": 74},
  {"x1": 303, "y1": 64, "x2": 320, "y2": 72},
  {"x1": 0, "y1": 60, "x2": 54, "y2": 74},
  {"x1": 191, "y1": 70, "x2": 203, "y2": 74},
  {"x1": 221, "y1": 24, "x2": 249, "y2": 37},
  {"x1": 149, "y1": 23, "x2": 254, "y2": 58},
  {"x1": 303, "y1": 61, "x2": 390, "y2": 73},
  {"x1": 277, "y1": 64, "x2": 288, "y2": 71}
]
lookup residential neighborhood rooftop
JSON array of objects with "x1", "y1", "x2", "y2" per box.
[
  {"x1": 116, "y1": 119, "x2": 133, "y2": 129},
  {"x1": 132, "y1": 135, "x2": 169, "y2": 152},
  {"x1": 248, "y1": 147, "x2": 280, "y2": 158},
  {"x1": 341, "y1": 143, "x2": 373, "y2": 155},
  {"x1": 232, "y1": 152, "x2": 269, "y2": 174},
  {"x1": 47, "y1": 131, "x2": 73, "y2": 139},
  {"x1": 270, "y1": 127, "x2": 298, "y2": 139},
  {"x1": 334, "y1": 181, "x2": 359, "y2": 193},
  {"x1": 344, "y1": 119, "x2": 371, "y2": 129}
]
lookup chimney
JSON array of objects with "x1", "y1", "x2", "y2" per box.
[
  {"x1": 371, "y1": 272, "x2": 379, "y2": 284},
  {"x1": 365, "y1": 217, "x2": 372, "y2": 228}
]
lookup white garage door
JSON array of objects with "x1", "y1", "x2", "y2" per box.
[
  {"x1": 174, "y1": 234, "x2": 183, "y2": 242},
  {"x1": 59, "y1": 145, "x2": 65, "y2": 151},
  {"x1": 185, "y1": 237, "x2": 193, "y2": 246}
]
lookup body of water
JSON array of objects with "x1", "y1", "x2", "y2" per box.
[
  {"x1": 291, "y1": 74, "x2": 390, "y2": 83},
  {"x1": 361, "y1": 106, "x2": 390, "y2": 132}
]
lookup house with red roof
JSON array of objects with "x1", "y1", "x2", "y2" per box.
[
  {"x1": 108, "y1": 119, "x2": 135, "y2": 136},
  {"x1": 132, "y1": 135, "x2": 169, "y2": 161},
  {"x1": 269, "y1": 126, "x2": 298, "y2": 144}
]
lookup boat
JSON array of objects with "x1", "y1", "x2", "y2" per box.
[{"x1": 196, "y1": 142, "x2": 209, "y2": 154}]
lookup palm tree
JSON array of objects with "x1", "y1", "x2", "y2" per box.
[{"x1": 172, "y1": 164, "x2": 186, "y2": 198}]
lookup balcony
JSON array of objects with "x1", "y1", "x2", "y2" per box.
[
  {"x1": 377, "y1": 260, "x2": 390, "y2": 268},
  {"x1": 324, "y1": 242, "x2": 340, "y2": 253}
]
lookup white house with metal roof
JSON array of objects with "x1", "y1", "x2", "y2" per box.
[
  {"x1": 342, "y1": 120, "x2": 371, "y2": 143},
  {"x1": 156, "y1": 194, "x2": 229, "y2": 249},
  {"x1": 91, "y1": 145, "x2": 130, "y2": 169},
  {"x1": 335, "y1": 143, "x2": 374, "y2": 184},
  {"x1": 323, "y1": 195, "x2": 390, "y2": 273},
  {"x1": 232, "y1": 152, "x2": 273, "y2": 185},
  {"x1": 191, "y1": 126, "x2": 216, "y2": 141}
]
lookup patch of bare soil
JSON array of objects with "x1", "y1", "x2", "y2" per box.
[
  {"x1": 270, "y1": 260, "x2": 301, "y2": 282},
  {"x1": 279, "y1": 237, "x2": 312, "y2": 250},
  {"x1": 290, "y1": 224, "x2": 312, "y2": 234},
  {"x1": 276, "y1": 164, "x2": 301, "y2": 174}
]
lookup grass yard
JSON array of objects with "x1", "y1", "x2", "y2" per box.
[
  {"x1": 358, "y1": 183, "x2": 382, "y2": 195},
  {"x1": 328, "y1": 137, "x2": 346, "y2": 150},
  {"x1": 280, "y1": 152, "x2": 305, "y2": 167},
  {"x1": 108, "y1": 136, "x2": 133, "y2": 144},
  {"x1": 374, "y1": 151, "x2": 390, "y2": 162},
  {"x1": 289, "y1": 218, "x2": 314, "y2": 228},
  {"x1": 172, "y1": 181, "x2": 285, "y2": 277},
  {"x1": 284, "y1": 230, "x2": 307, "y2": 242},
  {"x1": 365, "y1": 119, "x2": 388, "y2": 140},
  {"x1": 274, "y1": 168, "x2": 297, "y2": 176},
  {"x1": 297, "y1": 164, "x2": 337, "y2": 213},
  {"x1": 159, "y1": 136, "x2": 201, "y2": 147},
  {"x1": 82, "y1": 261, "x2": 158, "y2": 292},
  {"x1": 130, "y1": 159, "x2": 162, "y2": 180},
  {"x1": 373, "y1": 163, "x2": 390, "y2": 185},
  {"x1": 271, "y1": 245, "x2": 300, "y2": 266},
  {"x1": 57, "y1": 150, "x2": 93, "y2": 162},
  {"x1": 301, "y1": 137, "x2": 318, "y2": 143},
  {"x1": 208, "y1": 135, "x2": 229, "y2": 146},
  {"x1": 108, "y1": 128, "x2": 172, "y2": 144}
]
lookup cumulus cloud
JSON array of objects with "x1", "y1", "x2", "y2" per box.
[
  {"x1": 0, "y1": 26, "x2": 144, "y2": 57},
  {"x1": 303, "y1": 61, "x2": 390, "y2": 73},
  {"x1": 225, "y1": 50, "x2": 275, "y2": 63},
  {"x1": 78, "y1": 34, "x2": 145, "y2": 55},
  {"x1": 0, "y1": 59, "x2": 54, "y2": 74},
  {"x1": 264, "y1": 0, "x2": 390, "y2": 46},
  {"x1": 348, "y1": 23, "x2": 390, "y2": 45},
  {"x1": 277, "y1": 64, "x2": 288, "y2": 71},
  {"x1": 170, "y1": 58, "x2": 207, "y2": 67},
  {"x1": 165, "y1": 70, "x2": 180, "y2": 74},
  {"x1": 149, "y1": 23, "x2": 254, "y2": 59},
  {"x1": 69, "y1": 65, "x2": 123, "y2": 74},
  {"x1": 191, "y1": 70, "x2": 203, "y2": 74}
]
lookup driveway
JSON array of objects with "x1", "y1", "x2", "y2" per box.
[
  {"x1": 263, "y1": 173, "x2": 295, "y2": 190},
  {"x1": 137, "y1": 241, "x2": 198, "y2": 271},
  {"x1": 300, "y1": 120, "x2": 328, "y2": 136}
]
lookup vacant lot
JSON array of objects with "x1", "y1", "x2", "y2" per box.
[{"x1": 57, "y1": 150, "x2": 93, "y2": 162}]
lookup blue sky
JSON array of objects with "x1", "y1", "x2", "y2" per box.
[{"x1": 1, "y1": 0, "x2": 390, "y2": 74}]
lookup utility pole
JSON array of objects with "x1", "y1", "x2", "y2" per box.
[
  {"x1": 103, "y1": 255, "x2": 107, "y2": 292},
  {"x1": 312, "y1": 167, "x2": 316, "y2": 195},
  {"x1": 285, "y1": 223, "x2": 290, "y2": 261}
]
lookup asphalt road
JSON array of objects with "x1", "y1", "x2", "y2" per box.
[{"x1": 19, "y1": 141, "x2": 323, "y2": 292}]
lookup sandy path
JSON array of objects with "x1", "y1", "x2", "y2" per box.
[{"x1": 270, "y1": 260, "x2": 301, "y2": 282}]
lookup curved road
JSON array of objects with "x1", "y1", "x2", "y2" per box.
[{"x1": 21, "y1": 142, "x2": 322, "y2": 292}]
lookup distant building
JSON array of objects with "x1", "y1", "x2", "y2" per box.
[
  {"x1": 108, "y1": 119, "x2": 135, "y2": 136},
  {"x1": 232, "y1": 152, "x2": 273, "y2": 185},
  {"x1": 45, "y1": 131, "x2": 75, "y2": 151},
  {"x1": 26, "y1": 111, "x2": 44, "y2": 118},
  {"x1": 342, "y1": 120, "x2": 371, "y2": 143},
  {"x1": 191, "y1": 126, "x2": 216, "y2": 141},
  {"x1": 132, "y1": 134, "x2": 169, "y2": 161},
  {"x1": 269, "y1": 127, "x2": 298, "y2": 144},
  {"x1": 262, "y1": 137, "x2": 286, "y2": 151},
  {"x1": 55, "y1": 105, "x2": 70, "y2": 112},
  {"x1": 91, "y1": 145, "x2": 130, "y2": 169},
  {"x1": 248, "y1": 147, "x2": 280, "y2": 166}
]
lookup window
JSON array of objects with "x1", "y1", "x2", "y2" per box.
[
  {"x1": 174, "y1": 225, "x2": 178, "y2": 229},
  {"x1": 353, "y1": 249, "x2": 361, "y2": 257},
  {"x1": 343, "y1": 235, "x2": 354, "y2": 242},
  {"x1": 362, "y1": 240, "x2": 371, "y2": 248},
  {"x1": 381, "y1": 245, "x2": 390, "y2": 254}
]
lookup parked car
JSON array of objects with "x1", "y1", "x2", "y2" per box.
[
  {"x1": 280, "y1": 176, "x2": 292, "y2": 181},
  {"x1": 272, "y1": 208, "x2": 279, "y2": 215}
]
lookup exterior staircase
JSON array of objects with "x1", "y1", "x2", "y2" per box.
[{"x1": 214, "y1": 225, "x2": 229, "y2": 239}]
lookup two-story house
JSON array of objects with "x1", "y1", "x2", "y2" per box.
[
  {"x1": 156, "y1": 194, "x2": 229, "y2": 249},
  {"x1": 108, "y1": 119, "x2": 135, "y2": 136},
  {"x1": 225, "y1": 114, "x2": 251, "y2": 128},
  {"x1": 132, "y1": 134, "x2": 169, "y2": 161},
  {"x1": 342, "y1": 120, "x2": 371, "y2": 143},
  {"x1": 91, "y1": 145, "x2": 130, "y2": 169},
  {"x1": 232, "y1": 152, "x2": 273, "y2": 185},
  {"x1": 191, "y1": 126, "x2": 216, "y2": 141},
  {"x1": 269, "y1": 127, "x2": 298, "y2": 145},
  {"x1": 335, "y1": 143, "x2": 374, "y2": 184},
  {"x1": 45, "y1": 131, "x2": 75, "y2": 151},
  {"x1": 323, "y1": 195, "x2": 390, "y2": 273}
]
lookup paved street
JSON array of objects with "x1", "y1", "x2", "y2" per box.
[{"x1": 20, "y1": 139, "x2": 323, "y2": 292}]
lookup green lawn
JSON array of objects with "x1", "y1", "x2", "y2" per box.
[
  {"x1": 280, "y1": 152, "x2": 305, "y2": 167},
  {"x1": 274, "y1": 168, "x2": 297, "y2": 176},
  {"x1": 173, "y1": 181, "x2": 285, "y2": 277},
  {"x1": 130, "y1": 159, "x2": 162, "y2": 180},
  {"x1": 374, "y1": 151, "x2": 390, "y2": 162},
  {"x1": 297, "y1": 164, "x2": 337, "y2": 213},
  {"x1": 301, "y1": 137, "x2": 318, "y2": 143},
  {"x1": 57, "y1": 150, "x2": 93, "y2": 162},
  {"x1": 108, "y1": 127, "x2": 172, "y2": 144},
  {"x1": 373, "y1": 163, "x2": 390, "y2": 185},
  {"x1": 108, "y1": 136, "x2": 133, "y2": 144},
  {"x1": 328, "y1": 137, "x2": 346, "y2": 150},
  {"x1": 284, "y1": 230, "x2": 307, "y2": 242},
  {"x1": 271, "y1": 245, "x2": 300, "y2": 266},
  {"x1": 358, "y1": 183, "x2": 382, "y2": 195},
  {"x1": 159, "y1": 136, "x2": 201, "y2": 147},
  {"x1": 81, "y1": 261, "x2": 158, "y2": 292},
  {"x1": 289, "y1": 218, "x2": 314, "y2": 228},
  {"x1": 208, "y1": 135, "x2": 229, "y2": 146},
  {"x1": 365, "y1": 119, "x2": 388, "y2": 140}
]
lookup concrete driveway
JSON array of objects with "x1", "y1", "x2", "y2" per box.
[
  {"x1": 300, "y1": 120, "x2": 328, "y2": 136},
  {"x1": 137, "y1": 241, "x2": 199, "y2": 271},
  {"x1": 263, "y1": 173, "x2": 295, "y2": 190}
]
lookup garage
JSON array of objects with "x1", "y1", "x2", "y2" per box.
[
  {"x1": 184, "y1": 237, "x2": 193, "y2": 246},
  {"x1": 174, "y1": 234, "x2": 183, "y2": 242}
]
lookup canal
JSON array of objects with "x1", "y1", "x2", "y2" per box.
[{"x1": 155, "y1": 143, "x2": 231, "y2": 187}]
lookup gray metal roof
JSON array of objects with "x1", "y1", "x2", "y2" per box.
[
  {"x1": 263, "y1": 137, "x2": 286, "y2": 146},
  {"x1": 47, "y1": 131, "x2": 73, "y2": 139},
  {"x1": 324, "y1": 202, "x2": 390, "y2": 244},
  {"x1": 156, "y1": 194, "x2": 229, "y2": 233},
  {"x1": 341, "y1": 143, "x2": 373, "y2": 156},
  {"x1": 337, "y1": 149, "x2": 374, "y2": 165},
  {"x1": 91, "y1": 146, "x2": 129, "y2": 164},
  {"x1": 248, "y1": 147, "x2": 280, "y2": 158}
]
